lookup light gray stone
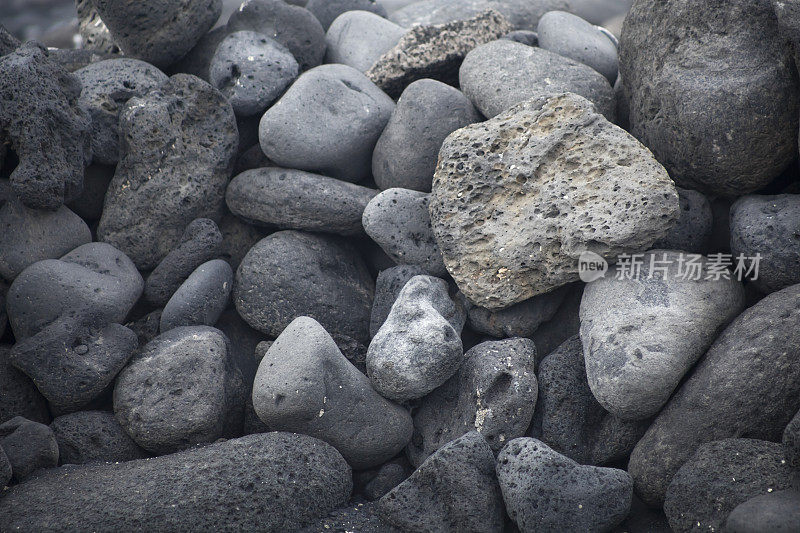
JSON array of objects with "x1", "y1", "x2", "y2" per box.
[{"x1": 325, "y1": 10, "x2": 405, "y2": 72}]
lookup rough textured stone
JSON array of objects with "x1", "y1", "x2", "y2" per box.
[
  {"x1": 366, "y1": 10, "x2": 513, "y2": 97},
  {"x1": 50, "y1": 410, "x2": 148, "y2": 464},
  {"x1": 367, "y1": 275, "x2": 465, "y2": 402},
  {"x1": 785, "y1": 408, "x2": 800, "y2": 468},
  {"x1": 10, "y1": 313, "x2": 138, "y2": 412},
  {"x1": 252, "y1": 317, "x2": 412, "y2": 469},
  {"x1": 144, "y1": 218, "x2": 224, "y2": 307},
  {"x1": 580, "y1": 251, "x2": 746, "y2": 420},
  {"x1": 628, "y1": 283, "x2": 800, "y2": 506},
  {"x1": 0, "y1": 345, "x2": 50, "y2": 425},
  {"x1": 408, "y1": 339, "x2": 537, "y2": 466},
  {"x1": 74, "y1": 58, "x2": 168, "y2": 165},
  {"x1": 364, "y1": 460, "x2": 412, "y2": 500},
  {"x1": 362, "y1": 189, "x2": 447, "y2": 276},
  {"x1": 0, "y1": 416, "x2": 59, "y2": 481},
  {"x1": 235, "y1": 231, "x2": 375, "y2": 343},
  {"x1": 307, "y1": 0, "x2": 388, "y2": 30},
  {"x1": 372, "y1": 79, "x2": 479, "y2": 192},
  {"x1": 217, "y1": 212, "x2": 266, "y2": 270},
  {"x1": 369, "y1": 265, "x2": 427, "y2": 337},
  {"x1": 664, "y1": 439, "x2": 795, "y2": 533},
  {"x1": 113, "y1": 326, "x2": 245, "y2": 455},
  {"x1": 7, "y1": 242, "x2": 144, "y2": 340},
  {"x1": 210, "y1": 31, "x2": 299, "y2": 116},
  {"x1": 325, "y1": 10, "x2": 405, "y2": 72},
  {"x1": 92, "y1": 0, "x2": 221, "y2": 68},
  {"x1": 378, "y1": 432, "x2": 505, "y2": 533},
  {"x1": 160, "y1": 259, "x2": 233, "y2": 332},
  {"x1": 497, "y1": 438, "x2": 632, "y2": 533},
  {"x1": 730, "y1": 194, "x2": 800, "y2": 293},
  {"x1": 535, "y1": 335, "x2": 649, "y2": 466},
  {"x1": 537, "y1": 10, "x2": 618, "y2": 83},
  {"x1": 430, "y1": 92, "x2": 679, "y2": 309},
  {"x1": 724, "y1": 489, "x2": 800, "y2": 533},
  {"x1": 0, "y1": 43, "x2": 91, "y2": 210},
  {"x1": 259, "y1": 64, "x2": 393, "y2": 182},
  {"x1": 459, "y1": 39, "x2": 615, "y2": 120},
  {"x1": 652, "y1": 187, "x2": 713, "y2": 253},
  {"x1": 226, "y1": 167, "x2": 377, "y2": 236},
  {"x1": 620, "y1": 0, "x2": 799, "y2": 196},
  {"x1": 389, "y1": 0, "x2": 568, "y2": 30},
  {"x1": 0, "y1": 433, "x2": 352, "y2": 531},
  {"x1": 0, "y1": 446, "x2": 10, "y2": 488},
  {"x1": 97, "y1": 74, "x2": 238, "y2": 270},
  {"x1": 227, "y1": 0, "x2": 326, "y2": 71},
  {"x1": 0, "y1": 197, "x2": 91, "y2": 282},
  {"x1": 467, "y1": 285, "x2": 568, "y2": 338}
]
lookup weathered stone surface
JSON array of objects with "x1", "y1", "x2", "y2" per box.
[
  {"x1": 97, "y1": 74, "x2": 238, "y2": 270},
  {"x1": 497, "y1": 438, "x2": 632, "y2": 533},
  {"x1": 50, "y1": 410, "x2": 148, "y2": 465},
  {"x1": 459, "y1": 39, "x2": 615, "y2": 120},
  {"x1": 467, "y1": 285, "x2": 568, "y2": 338},
  {"x1": 785, "y1": 408, "x2": 800, "y2": 468},
  {"x1": 724, "y1": 489, "x2": 800, "y2": 533},
  {"x1": 159, "y1": 259, "x2": 233, "y2": 332},
  {"x1": 0, "y1": 416, "x2": 59, "y2": 481},
  {"x1": 0, "y1": 345, "x2": 50, "y2": 425},
  {"x1": 369, "y1": 265, "x2": 427, "y2": 337},
  {"x1": 306, "y1": 0, "x2": 388, "y2": 30},
  {"x1": 620, "y1": 0, "x2": 799, "y2": 196},
  {"x1": 652, "y1": 187, "x2": 713, "y2": 254},
  {"x1": 580, "y1": 251, "x2": 746, "y2": 420},
  {"x1": 408, "y1": 338, "x2": 537, "y2": 466},
  {"x1": 366, "y1": 10, "x2": 512, "y2": 98},
  {"x1": 378, "y1": 432, "x2": 505, "y2": 533},
  {"x1": 75, "y1": 0, "x2": 118, "y2": 54},
  {"x1": 664, "y1": 439, "x2": 795, "y2": 533},
  {"x1": 252, "y1": 317, "x2": 412, "y2": 469},
  {"x1": 628, "y1": 283, "x2": 800, "y2": 506},
  {"x1": 389, "y1": 0, "x2": 568, "y2": 30},
  {"x1": 325, "y1": 10, "x2": 405, "y2": 72},
  {"x1": 0, "y1": 433, "x2": 352, "y2": 531},
  {"x1": 430, "y1": 92, "x2": 679, "y2": 309}
]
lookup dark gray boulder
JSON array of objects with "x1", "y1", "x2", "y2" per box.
[
  {"x1": 307, "y1": 0, "x2": 388, "y2": 30},
  {"x1": 0, "y1": 416, "x2": 59, "y2": 481},
  {"x1": 160, "y1": 259, "x2": 233, "y2": 332},
  {"x1": 50, "y1": 410, "x2": 148, "y2": 465},
  {"x1": 724, "y1": 489, "x2": 800, "y2": 533},
  {"x1": 652, "y1": 187, "x2": 713, "y2": 254},
  {"x1": 0, "y1": 345, "x2": 49, "y2": 425},
  {"x1": 389, "y1": 0, "x2": 568, "y2": 30},
  {"x1": 467, "y1": 286, "x2": 568, "y2": 339}
]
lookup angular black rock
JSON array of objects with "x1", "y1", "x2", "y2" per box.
[
  {"x1": 0, "y1": 433, "x2": 352, "y2": 531},
  {"x1": 50, "y1": 410, "x2": 148, "y2": 465},
  {"x1": 0, "y1": 416, "x2": 59, "y2": 482},
  {"x1": 234, "y1": 230, "x2": 375, "y2": 343},
  {"x1": 0, "y1": 43, "x2": 91, "y2": 210}
]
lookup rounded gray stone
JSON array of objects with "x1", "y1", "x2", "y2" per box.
[
  {"x1": 160, "y1": 259, "x2": 233, "y2": 332},
  {"x1": 307, "y1": 0, "x2": 388, "y2": 30},
  {"x1": 724, "y1": 490, "x2": 800, "y2": 533},
  {"x1": 369, "y1": 265, "x2": 427, "y2": 337},
  {"x1": 389, "y1": 0, "x2": 569, "y2": 30},
  {"x1": 325, "y1": 10, "x2": 405, "y2": 72}
]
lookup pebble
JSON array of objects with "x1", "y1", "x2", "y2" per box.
[
  {"x1": 378, "y1": 432, "x2": 505, "y2": 533},
  {"x1": 537, "y1": 10, "x2": 618, "y2": 83},
  {"x1": 325, "y1": 10, "x2": 406, "y2": 72},
  {"x1": 663, "y1": 438, "x2": 795, "y2": 533},
  {"x1": 227, "y1": 0, "x2": 326, "y2": 71},
  {"x1": 496, "y1": 437, "x2": 632, "y2": 533},
  {"x1": 0, "y1": 345, "x2": 50, "y2": 425},
  {"x1": 6, "y1": 242, "x2": 144, "y2": 340},
  {"x1": 467, "y1": 285, "x2": 568, "y2": 338},
  {"x1": 50, "y1": 410, "x2": 148, "y2": 465},
  {"x1": 459, "y1": 39, "x2": 615, "y2": 120},
  {"x1": 366, "y1": 10, "x2": 513, "y2": 97},
  {"x1": 628, "y1": 283, "x2": 800, "y2": 506},
  {"x1": 580, "y1": 250, "x2": 746, "y2": 420},
  {"x1": 74, "y1": 58, "x2": 168, "y2": 165},
  {"x1": 0, "y1": 416, "x2": 59, "y2": 482},
  {"x1": 226, "y1": 167, "x2": 377, "y2": 236},
  {"x1": 620, "y1": 0, "x2": 800, "y2": 196},
  {"x1": 259, "y1": 64, "x2": 394, "y2": 182},
  {"x1": 113, "y1": 326, "x2": 245, "y2": 454},
  {"x1": 217, "y1": 212, "x2": 266, "y2": 270},
  {"x1": 306, "y1": 0, "x2": 388, "y2": 30},
  {"x1": 535, "y1": 335, "x2": 649, "y2": 466},
  {"x1": 652, "y1": 187, "x2": 713, "y2": 253},
  {"x1": 430, "y1": 92, "x2": 678, "y2": 309},
  {"x1": 363, "y1": 460, "x2": 412, "y2": 500},
  {"x1": 0, "y1": 43, "x2": 91, "y2": 210},
  {"x1": 724, "y1": 489, "x2": 800, "y2": 533},
  {"x1": 0, "y1": 197, "x2": 91, "y2": 282},
  {"x1": 10, "y1": 313, "x2": 138, "y2": 412},
  {"x1": 362, "y1": 188, "x2": 447, "y2": 276},
  {"x1": 372, "y1": 79, "x2": 480, "y2": 192},
  {"x1": 144, "y1": 218, "x2": 224, "y2": 307},
  {"x1": 366, "y1": 275, "x2": 465, "y2": 401},
  {"x1": 97, "y1": 74, "x2": 238, "y2": 270},
  {"x1": 160, "y1": 259, "x2": 233, "y2": 332},
  {"x1": 730, "y1": 194, "x2": 800, "y2": 293},
  {"x1": 369, "y1": 265, "x2": 427, "y2": 337},
  {"x1": 0, "y1": 433, "x2": 352, "y2": 531},
  {"x1": 252, "y1": 316, "x2": 412, "y2": 469},
  {"x1": 234, "y1": 230, "x2": 375, "y2": 343},
  {"x1": 210, "y1": 31, "x2": 299, "y2": 116},
  {"x1": 91, "y1": 0, "x2": 221, "y2": 68},
  {"x1": 407, "y1": 338, "x2": 537, "y2": 466}
]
